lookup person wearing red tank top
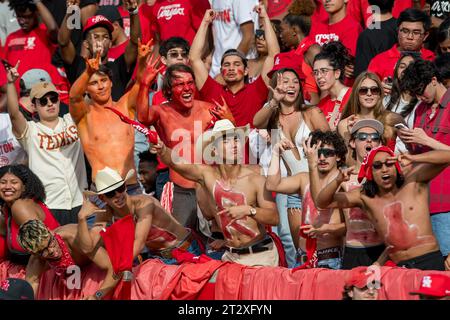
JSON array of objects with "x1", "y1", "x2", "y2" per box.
[{"x1": 0, "y1": 165, "x2": 59, "y2": 265}]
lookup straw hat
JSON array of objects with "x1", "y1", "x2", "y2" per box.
[{"x1": 86, "y1": 167, "x2": 134, "y2": 195}]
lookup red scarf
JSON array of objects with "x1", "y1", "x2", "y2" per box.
[
  {"x1": 358, "y1": 146, "x2": 402, "y2": 183},
  {"x1": 292, "y1": 223, "x2": 318, "y2": 271},
  {"x1": 47, "y1": 234, "x2": 76, "y2": 277}
]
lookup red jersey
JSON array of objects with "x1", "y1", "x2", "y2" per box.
[
  {"x1": 412, "y1": 88, "x2": 450, "y2": 215},
  {"x1": 347, "y1": 0, "x2": 413, "y2": 27},
  {"x1": 309, "y1": 14, "x2": 362, "y2": 57},
  {"x1": 318, "y1": 87, "x2": 352, "y2": 129},
  {"x1": 368, "y1": 45, "x2": 435, "y2": 81},
  {"x1": 4, "y1": 24, "x2": 70, "y2": 104},
  {"x1": 199, "y1": 76, "x2": 269, "y2": 127},
  {"x1": 151, "y1": 0, "x2": 210, "y2": 44}
]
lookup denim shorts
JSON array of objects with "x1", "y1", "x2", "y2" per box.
[
  {"x1": 431, "y1": 211, "x2": 450, "y2": 256},
  {"x1": 287, "y1": 194, "x2": 302, "y2": 209}
]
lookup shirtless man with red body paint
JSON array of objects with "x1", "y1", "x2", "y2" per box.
[
  {"x1": 152, "y1": 120, "x2": 279, "y2": 267},
  {"x1": 137, "y1": 63, "x2": 235, "y2": 229},
  {"x1": 316, "y1": 147, "x2": 450, "y2": 271},
  {"x1": 266, "y1": 131, "x2": 346, "y2": 269}
]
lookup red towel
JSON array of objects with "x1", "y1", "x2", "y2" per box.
[
  {"x1": 292, "y1": 223, "x2": 318, "y2": 271},
  {"x1": 265, "y1": 227, "x2": 287, "y2": 267},
  {"x1": 100, "y1": 215, "x2": 135, "y2": 300}
]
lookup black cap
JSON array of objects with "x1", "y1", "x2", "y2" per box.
[
  {"x1": 0, "y1": 278, "x2": 34, "y2": 300},
  {"x1": 97, "y1": 5, "x2": 122, "y2": 24}
]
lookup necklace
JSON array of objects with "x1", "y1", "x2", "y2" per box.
[{"x1": 280, "y1": 109, "x2": 295, "y2": 116}]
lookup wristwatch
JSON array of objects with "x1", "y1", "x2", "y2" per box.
[
  {"x1": 95, "y1": 290, "x2": 104, "y2": 300},
  {"x1": 249, "y1": 207, "x2": 257, "y2": 217}
]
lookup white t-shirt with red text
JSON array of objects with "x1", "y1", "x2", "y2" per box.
[
  {"x1": 210, "y1": 0, "x2": 258, "y2": 77},
  {"x1": 0, "y1": 114, "x2": 27, "y2": 167}
]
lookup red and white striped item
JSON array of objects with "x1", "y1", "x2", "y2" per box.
[{"x1": 160, "y1": 182, "x2": 174, "y2": 215}]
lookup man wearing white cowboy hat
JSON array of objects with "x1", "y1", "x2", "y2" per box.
[
  {"x1": 77, "y1": 166, "x2": 203, "y2": 266},
  {"x1": 153, "y1": 119, "x2": 280, "y2": 267}
]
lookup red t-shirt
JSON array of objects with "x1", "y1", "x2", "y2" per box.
[
  {"x1": 151, "y1": 0, "x2": 210, "y2": 44},
  {"x1": 118, "y1": 4, "x2": 155, "y2": 44},
  {"x1": 4, "y1": 24, "x2": 70, "y2": 104},
  {"x1": 368, "y1": 45, "x2": 435, "y2": 81},
  {"x1": 311, "y1": 0, "x2": 329, "y2": 27},
  {"x1": 0, "y1": 65, "x2": 6, "y2": 88},
  {"x1": 318, "y1": 87, "x2": 352, "y2": 129},
  {"x1": 199, "y1": 76, "x2": 269, "y2": 127},
  {"x1": 309, "y1": 14, "x2": 362, "y2": 57},
  {"x1": 347, "y1": 0, "x2": 412, "y2": 27},
  {"x1": 108, "y1": 39, "x2": 128, "y2": 62}
]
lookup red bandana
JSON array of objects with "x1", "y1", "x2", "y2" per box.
[
  {"x1": 357, "y1": 146, "x2": 402, "y2": 183},
  {"x1": 47, "y1": 234, "x2": 76, "y2": 277}
]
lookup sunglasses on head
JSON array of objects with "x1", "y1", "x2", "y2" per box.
[
  {"x1": 372, "y1": 160, "x2": 395, "y2": 170},
  {"x1": 103, "y1": 183, "x2": 127, "y2": 198},
  {"x1": 36, "y1": 93, "x2": 59, "y2": 106},
  {"x1": 354, "y1": 132, "x2": 381, "y2": 142},
  {"x1": 318, "y1": 148, "x2": 336, "y2": 158},
  {"x1": 358, "y1": 86, "x2": 381, "y2": 96},
  {"x1": 167, "y1": 51, "x2": 188, "y2": 59},
  {"x1": 255, "y1": 29, "x2": 265, "y2": 39}
]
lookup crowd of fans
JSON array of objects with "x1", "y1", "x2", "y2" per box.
[{"x1": 0, "y1": 0, "x2": 449, "y2": 300}]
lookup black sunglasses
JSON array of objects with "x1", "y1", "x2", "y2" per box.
[
  {"x1": 255, "y1": 29, "x2": 265, "y2": 39},
  {"x1": 318, "y1": 148, "x2": 336, "y2": 158},
  {"x1": 167, "y1": 51, "x2": 188, "y2": 59},
  {"x1": 358, "y1": 86, "x2": 381, "y2": 96},
  {"x1": 355, "y1": 132, "x2": 381, "y2": 142},
  {"x1": 37, "y1": 235, "x2": 55, "y2": 257},
  {"x1": 36, "y1": 93, "x2": 59, "y2": 106},
  {"x1": 372, "y1": 160, "x2": 395, "y2": 170},
  {"x1": 104, "y1": 183, "x2": 127, "y2": 198}
]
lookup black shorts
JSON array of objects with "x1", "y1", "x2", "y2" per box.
[
  {"x1": 50, "y1": 206, "x2": 82, "y2": 226},
  {"x1": 171, "y1": 184, "x2": 198, "y2": 230},
  {"x1": 342, "y1": 244, "x2": 386, "y2": 270},
  {"x1": 396, "y1": 250, "x2": 445, "y2": 271}
]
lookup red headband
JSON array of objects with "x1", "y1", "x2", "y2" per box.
[{"x1": 357, "y1": 146, "x2": 402, "y2": 183}]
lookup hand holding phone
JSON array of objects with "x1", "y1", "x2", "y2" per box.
[{"x1": 394, "y1": 123, "x2": 408, "y2": 130}]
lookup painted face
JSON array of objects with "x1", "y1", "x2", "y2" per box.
[
  {"x1": 37, "y1": 234, "x2": 62, "y2": 261},
  {"x1": 87, "y1": 73, "x2": 112, "y2": 104},
  {"x1": 398, "y1": 21, "x2": 426, "y2": 52},
  {"x1": 316, "y1": 143, "x2": 339, "y2": 173},
  {"x1": 322, "y1": 0, "x2": 347, "y2": 14},
  {"x1": 396, "y1": 55, "x2": 415, "y2": 79},
  {"x1": 313, "y1": 59, "x2": 339, "y2": 91},
  {"x1": 15, "y1": 9, "x2": 38, "y2": 33},
  {"x1": 217, "y1": 134, "x2": 244, "y2": 164},
  {"x1": 87, "y1": 27, "x2": 112, "y2": 58},
  {"x1": 439, "y1": 38, "x2": 450, "y2": 54},
  {"x1": 163, "y1": 48, "x2": 189, "y2": 67},
  {"x1": 34, "y1": 92, "x2": 60, "y2": 122},
  {"x1": 138, "y1": 161, "x2": 157, "y2": 194},
  {"x1": 371, "y1": 152, "x2": 398, "y2": 191},
  {"x1": 0, "y1": 173, "x2": 25, "y2": 204},
  {"x1": 351, "y1": 127, "x2": 382, "y2": 162},
  {"x1": 170, "y1": 71, "x2": 196, "y2": 109},
  {"x1": 358, "y1": 78, "x2": 381, "y2": 110},
  {"x1": 220, "y1": 55, "x2": 247, "y2": 83},
  {"x1": 280, "y1": 71, "x2": 301, "y2": 104},
  {"x1": 350, "y1": 286, "x2": 379, "y2": 300},
  {"x1": 416, "y1": 80, "x2": 436, "y2": 104}
]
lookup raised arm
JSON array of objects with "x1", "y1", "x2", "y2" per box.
[
  {"x1": 5, "y1": 61, "x2": 28, "y2": 137},
  {"x1": 35, "y1": 0, "x2": 58, "y2": 44},
  {"x1": 189, "y1": 9, "x2": 215, "y2": 90},
  {"x1": 253, "y1": 72, "x2": 285, "y2": 128},
  {"x1": 69, "y1": 52, "x2": 101, "y2": 123},
  {"x1": 256, "y1": 4, "x2": 279, "y2": 86},
  {"x1": 58, "y1": 0, "x2": 80, "y2": 65},
  {"x1": 266, "y1": 139, "x2": 305, "y2": 194},
  {"x1": 316, "y1": 167, "x2": 363, "y2": 209},
  {"x1": 153, "y1": 138, "x2": 205, "y2": 184},
  {"x1": 400, "y1": 150, "x2": 450, "y2": 183},
  {"x1": 123, "y1": 0, "x2": 141, "y2": 70}
]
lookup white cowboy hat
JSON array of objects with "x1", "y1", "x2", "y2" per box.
[
  {"x1": 86, "y1": 167, "x2": 135, "y2": 195},
  {"x1": 194, "y1": 119, "x2": 250, "y2": 163}
]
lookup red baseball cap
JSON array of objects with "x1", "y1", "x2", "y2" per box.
[
  {"x1": 267, "y1": 51, "x2": 303, "y2": 79},
  {"x1": 83, "y1": 15, "x2": 114, "y2": 36},
  {"x1": 410, "y1": 274, "x2": 450, "y2": 297}
]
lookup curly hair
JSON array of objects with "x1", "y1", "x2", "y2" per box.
[
  {"x1": 8, "y1": 0, "x2": 36, "y2": 13},
  {"x1": 288, "y1": 0, "x2": 315, "y2": 16},
  {"x1": 310, "y1": 130, "x2": 348, "y2": 168},
  {"x1": 18, "y1": 219, "x2": 51, "y2": 254},
  {"x1": 400, "y1": 59, "x2": 442, "y2": 96},
  {"x1": 313, "y1": 41, "x2": 351, "y2": 82},
  {"x1": 0, "y1": 165, "x2": 46, "y2": 203}
]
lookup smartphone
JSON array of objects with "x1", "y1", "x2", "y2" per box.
[
  {"x1": 394, "y1": 123, "x2": 408, "y2": 130},
  {"x1": 385, "y1": 76, "x2": 393, "y2": 85},
  {"x1": 1, "y1": 59, "x2": 12, "y2": 70}
]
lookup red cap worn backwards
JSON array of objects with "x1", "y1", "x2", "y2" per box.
[
  {"x1": 410, "y1": 274, "x2": 450, "y2": 297},
  {"x1": 357, "y1": 146, "x2": 402, "y2": 183},
  {"x1": 267, "y1": 51, "x2": 303, "y2": 79},
  {"x1": 83, "y1": 15, "x2": 114, "y2": 36}
]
